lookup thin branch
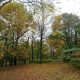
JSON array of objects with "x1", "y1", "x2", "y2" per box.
[
  {"x1": 0, "y1": 0, "x2": 12, "y2": 9},
  {"x1": 18, "y1": 0, "x2": 38, "y2": 3}
]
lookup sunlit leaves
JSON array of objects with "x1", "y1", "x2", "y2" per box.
[{"x1": 52, "y1": 15, "x2": 62, "y2": 31}]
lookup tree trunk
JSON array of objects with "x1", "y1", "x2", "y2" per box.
[
  {"x1": 10, "y1": 57, "x2": 13, "y2": 66},
  {"x1": 39, "y1": 32, "x2": 43, "y2": 64},
  {"x1": 75, "y1": 29, "x2": 77, "y2": 46},
  {"x1": 14, "y1": 56, "x2": 17, "y2": 65},
  {"x1": 39, "y1": 0, "x2": 44, "y2": 64},
  {"x1": 31, "y1": 38, "x2": 34, "y2": 63}
]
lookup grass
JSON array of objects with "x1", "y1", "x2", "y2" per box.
[{"x1": 0, "y1": 63, "x2": 80, "y2": 80}]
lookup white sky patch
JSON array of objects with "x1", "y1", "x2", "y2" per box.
[{"x1": 54, "y1": 0, "x2": 80, "y2": 16}]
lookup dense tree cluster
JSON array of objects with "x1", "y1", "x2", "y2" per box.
[
  {"x1": 0, "y1": 0, "x2": 80, "y2": 68},
  {"x1": 49, "y1": 13, "x2": 80, "y2": 67},
  {"x1": 0, "y1": 2, "x2": 33, "y2": 66}
]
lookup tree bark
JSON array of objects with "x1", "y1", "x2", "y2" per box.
[
  {"x1": 31, "y1": 36, "x2": 34, "y2": 63},
  {"x1": 39, "y1": 31, "x2": 43, "y2": 64}
]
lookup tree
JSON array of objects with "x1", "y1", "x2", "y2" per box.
[
  {"x1": 51, "y1": 13, "x2": 80, "y2": 65},
  {"x1": 61, "y1": 13, "x2": 80, "y2": 65},
  {"x1": 19, "y1": 0, "x2": 54, "y2": 64},
  {"x1": 30, "y1": 29, "x2": 36, "y2": 63},
  {"x1": 52, "y1": 13, "x2": 80, "y2": 49},
  {"x1": 61, "y1": 13, "x2": 80, "y2": 49},
  {"x1": 48, "y1": 32, "x2": 65, "y2": 57},
  {"x1": 49, "y1": 15, "x2": 64, "y2": 57},
  {"x1": 33, "y1": 0, "x2": 54, "y2": 63},
  {"x1": 0, "y1": 2, "x2": 33, "y2": 66}
]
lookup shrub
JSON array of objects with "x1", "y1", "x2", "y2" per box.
[{"x1": 70, "y1": 58, "x2": 80, "y2": 68}]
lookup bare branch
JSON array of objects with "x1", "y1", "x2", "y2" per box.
[
  {"x1": 18, "y1": 0, "x2": 38, "y2": 3},
  {"x1": 0, "y1": 0, "x2": 12, "y2": 9}
]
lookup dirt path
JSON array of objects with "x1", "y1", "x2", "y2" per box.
[{"x1": 0, "y1": 63, "x2": 80, "y2": 80}]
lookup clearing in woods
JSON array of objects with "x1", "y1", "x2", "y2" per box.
[{"x1": 0, "y1": 63, "x2": 80, "y2": 80}]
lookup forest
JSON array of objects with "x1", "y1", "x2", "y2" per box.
[{"x1": 0, "y1": 0, "x2": 80, "y2": 80}]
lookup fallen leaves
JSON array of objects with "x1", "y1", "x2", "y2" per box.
[{"x1": 0, "y1": 63, "x2": 80, "y2": 80}]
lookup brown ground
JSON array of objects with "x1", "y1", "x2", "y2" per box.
[{"x1": 0, "y1": 63, "x2": 80, "y2": 80}]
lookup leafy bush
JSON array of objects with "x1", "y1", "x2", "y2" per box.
[
  {"x1": 70, "y1": 58, "x2": 80, "y2": 68},
  {"x1": 62, "y1": 52, "x2": 72, "y2": 63},
  {"x1": 62, "y1": 48, "x2": 80, "y2": 68}
]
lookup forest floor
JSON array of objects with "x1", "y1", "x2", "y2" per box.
[{"x1": 0, "y1": 63, "x2": 80, "y2": 80}]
